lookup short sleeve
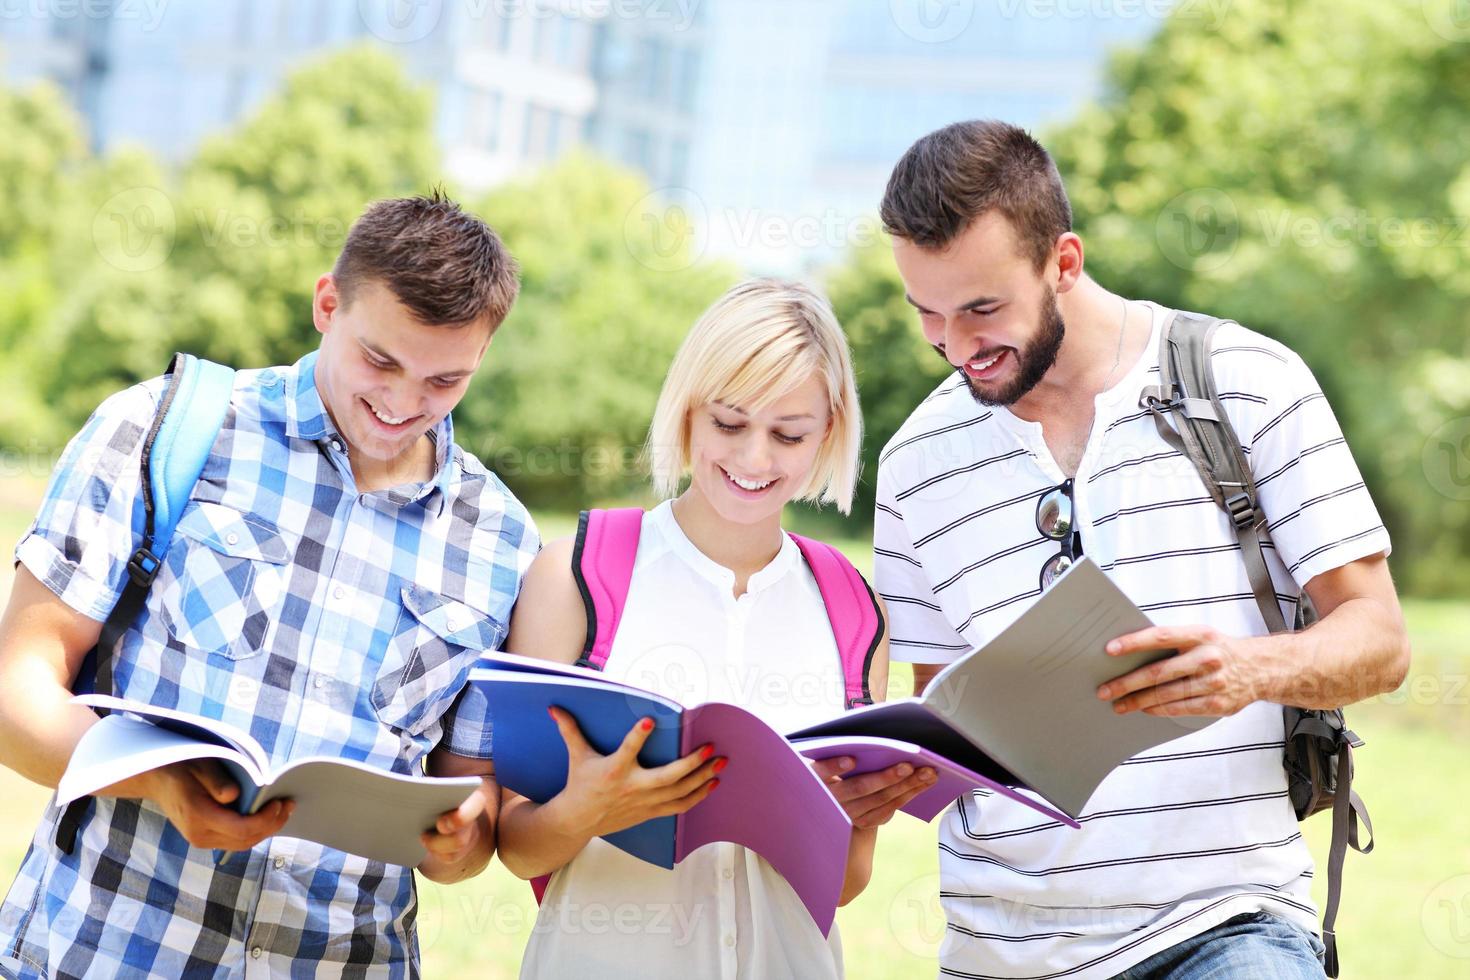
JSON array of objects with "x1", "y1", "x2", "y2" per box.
[
  {"x1": 435, "y1": 490, "x2": 540, "y2": 760},
  {"x1": 873, "y1": 461, "x2": 971, "y2": 665},
  {"x1": 1236, "y1": 348, "x2": 1391, "y2": 587},
  {"x1": 15, "y1": 381, "x2": 162, "y2": 622}
]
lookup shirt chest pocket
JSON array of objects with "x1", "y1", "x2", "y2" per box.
[
  {"x1": 160, "y1": 502, "x2": 292, "y2": 660},
  {"x1": 372, "y1": 584, "x2": 505, "y2": 738}
]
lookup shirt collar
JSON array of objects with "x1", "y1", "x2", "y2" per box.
[
  {"x1": 284, "y1": 349, "x2": 457, "y2": 515},
  {"x1": 649, "y1": 500, "x2": 800, "y2": 596}
]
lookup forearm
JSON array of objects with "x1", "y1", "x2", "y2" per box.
[
  {"x1": 0, "y1": 657, "x2": 102, "y2": 789},
  {"x1": 496, "y1": 791, "x2": 597, "y2": 880},
  {"x1": 1257, "y1": 595, "x2": 1410, "y2": 708},
  {"x1": 839, "y1": 826, "x2": 877, "y2": 906}
]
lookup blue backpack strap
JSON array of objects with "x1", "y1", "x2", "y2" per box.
[{"x1": 57, "y1": 352, "x2": 234, "y2": 853}]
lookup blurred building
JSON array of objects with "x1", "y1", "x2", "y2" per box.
[{"x1": 0, "y1": 0, "x2": 1166, "y2": 271}]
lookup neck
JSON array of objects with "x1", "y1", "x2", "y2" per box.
[
  {"x1": 352, "y1": 433, "x2": 437, "y2": 493},
  {"x1": 670, "y1": 489, "x2": 785, "y2": 592},
  {"x1": 1009, "y1": 275, "x2": 1148, "y2": 424}
]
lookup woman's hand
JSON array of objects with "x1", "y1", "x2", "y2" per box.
[{"x1": 541, "y1": 706, "x2": 723, "y2": 839}]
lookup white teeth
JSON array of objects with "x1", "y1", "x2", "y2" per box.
[
  {"x1": 372, "y1": 406, "x2": 408, "y2": 425},
  {"x1": 725, "y1": 469, "x2": 773, "y2": 492},
  {"x1": 969, "y1": 351, "x2": 1002, "y2": 372}
]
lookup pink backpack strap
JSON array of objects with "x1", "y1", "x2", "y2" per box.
[
  {"x1": 790, "y1": 534, "x2": 884, "y2": 708},
  {"x1": 533, "y1": 508, "x2": 645, "y2": 904},
  {"x1": 571, "y1": 507, "x2": 644, "y2": 671}
]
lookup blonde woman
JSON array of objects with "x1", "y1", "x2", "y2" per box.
[{"x1": 497, "y1": 278, "x2": 938, "y2": 977}]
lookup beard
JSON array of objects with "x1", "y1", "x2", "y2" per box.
[{"x1": 948, "y1": 287, "x2": 1066, "y2": 407}]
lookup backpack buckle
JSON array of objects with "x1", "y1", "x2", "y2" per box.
[
  {"x1": 847, "y1": 697, "x2": 873, "y2": 708},
  {"x1": 126, "y1": 547, "x2": 162, "y2": 588},
  {"x1": 1224, "y1": 492, "x2": 1257, "y2": 529}
]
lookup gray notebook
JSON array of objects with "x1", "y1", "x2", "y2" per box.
[
  {"x1": 789, "y1": 557, "x2": 1216, "y2": 819},
  {"x1": 60, "y1": 695, "x2": 481, "y2": 867}
]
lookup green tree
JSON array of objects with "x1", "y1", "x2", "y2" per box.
[
  {"x1": 456, "y1": 153, "x2": 737, "y2": 508},
  {"x1": 824, "y1": 239, "x2": 951, "y2": 527},
  {"x1": 165, "y1": 44, "x2": 441, "y2": 369},
  {"x1": 1047, "y1": 0, "x2": 1470, "y2": 593}
]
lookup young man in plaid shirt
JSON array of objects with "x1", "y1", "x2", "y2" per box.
[{"x1": 0, "y1": 193, "x2": 538, "y2": 977}]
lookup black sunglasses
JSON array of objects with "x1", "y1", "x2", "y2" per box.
[{"x1": 1035, "y1": 478, "x2": 1081, "y2": 591}]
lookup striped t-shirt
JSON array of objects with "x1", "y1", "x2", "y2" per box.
[{"x1": 873, "y1": 303, "x2": 1390, "y2": 980}]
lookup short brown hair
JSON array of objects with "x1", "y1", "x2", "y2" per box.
[
  {"x1": 333, "y1": 189, "x2": 520, "y2": 328},
  {"x1": 880, "y1": 120, "x2": 1072, "y2": 271}
]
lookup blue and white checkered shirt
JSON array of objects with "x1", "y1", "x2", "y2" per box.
[{"x1": 1, "y1": 351, "x2": 537, "y2": 978}]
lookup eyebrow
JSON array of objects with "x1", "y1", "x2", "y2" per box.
[
  {"x1": 362, "y1": 342, "x2": 473, "y2": 380},
  {"x1": 904, "y1": 293, "x2": 1003, "y2": 314},
  {"x1": 715, "y1": 403, "x2": 818, "y2": 422}
]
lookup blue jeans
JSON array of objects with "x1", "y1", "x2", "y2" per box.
[{"x1": 1113, "y1": 912, "x2": 1327, "y2": 979}]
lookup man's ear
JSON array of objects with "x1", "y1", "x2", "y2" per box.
[
  {"x1": 1053, "y1": 232, "x2": 1085, "y2": 294},
  {"x1": 313, "y1": 274, "x2": 341, "y2": 337}
]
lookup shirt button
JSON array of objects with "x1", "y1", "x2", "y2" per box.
[
  {"x1": 722, "y1": 867, "x2": 734, "y2": 880},
  {"x1": 313, "y1": 676, "x2": 324, "y2": 689},
  {"x1": 445, "y1": 612, "x2": 464, "y2": 633},
  {"x1": 273, "y1": 856, "x2": 286, "y2": 869},
  {"x1": 250, "y1": 946, "x2": 263, "y2": 959},
  {"x1": 723, "y1": 934, "x2": 735, "y2": 948},
  {"x1": 225, "y1": 532, "x2": 240, "y2": 546},
  {"x1": 333, "y1": 585, "x2": 346, "y2": 601},
  {"x1": 330, "y1": 439, "x2": 342, "y2": 453}
]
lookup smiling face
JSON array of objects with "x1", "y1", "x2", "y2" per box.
[
  {"x1": 893, "y1": 210, "x2": 1067, "y2": 408},
  {"x1": 312, "y1": 275, "x2": 491, "y2": 479},
  {"x1": 685, "y1": 373, "x2": 832, "y2": 528}
]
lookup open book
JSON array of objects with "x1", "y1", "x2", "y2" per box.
[
  {"x1": 58, "y1": 694, "x2": 482, "y2": 867},
  {"x1": 476, "y1": 652, "x2": 1074, "y2": 935},
  {"x1": 789, "y1": 556, "x2": 1217, "y2": 819}
]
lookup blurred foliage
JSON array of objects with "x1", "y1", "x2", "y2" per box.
[
  {"x1": 3, "y1": 2, "x2": 1468, "y2": 591},
  {"x1": 1045, "y1": 0, "x2": 1470, "y2": 594},
  {"x1": 458, "y1": 152, "x2": 736, "y2": 508}
]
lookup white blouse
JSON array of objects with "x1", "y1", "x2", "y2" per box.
[{"x1": 519, "y1": 501, "x2": 849, "y2": 980}]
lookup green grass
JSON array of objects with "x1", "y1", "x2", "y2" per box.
[{"x1": 1, "y1": 482, "x2": 1467, "y2": 977}]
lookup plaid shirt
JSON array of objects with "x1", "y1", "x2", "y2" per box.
[{"x1": 1, "y1": 352, "x2": 537, "y2": 979}]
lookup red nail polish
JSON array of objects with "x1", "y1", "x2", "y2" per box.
[
  {"x1": 713, "y1": 758, "x2": 728, "y2": 773},
  {"x1": 640, "y1": 718, "x2": 654, "y2": 732},
  {"x1": 700, "y1": 745, "x2": 714, "y2": 761},
  {"x1": 708, "y1": 778, "x2": 720, "y2": 790}
]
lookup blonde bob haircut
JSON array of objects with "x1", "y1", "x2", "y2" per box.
[{"x1": 647, "y1": 277, "x2": 863, "y2": 513}]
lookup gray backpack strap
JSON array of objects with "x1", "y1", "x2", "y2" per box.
[
  {"x1": 1140, "y1": 311, "x2": 1287, "y2": 633},
  {"x1": 1139, "y1": 311, "x2": 1363, "y2": 977}
]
